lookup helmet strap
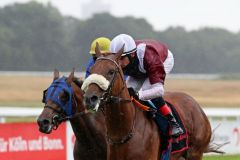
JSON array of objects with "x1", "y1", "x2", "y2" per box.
[
  {"x1": 126, "y1": 52, "x2": 136, "y2": 63},
  {"x1": 122, "y1": 52, "x2": 138, "y2": 74},
  {"x1": 127, "y1": 54, "x2": 133, "y2": 63}
]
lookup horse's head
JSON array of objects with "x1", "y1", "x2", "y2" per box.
[
  {"x1": 82, "y1": 44, "x2": 130, "y2": 110},
  {"x1": 37, "y1": 69, "x2": 84, "y2": 134}
]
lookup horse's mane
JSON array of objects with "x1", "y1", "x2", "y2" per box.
[{"x1": 73, "y1": 77, "x2": 83, "y2": 88}]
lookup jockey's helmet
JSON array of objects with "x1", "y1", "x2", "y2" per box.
[
  {"x1": 110, "y1": 34, "x2": 137, "y2": 56},
  {"x1": 89, "y1": 37, "x2": 111, "y2": 55}
]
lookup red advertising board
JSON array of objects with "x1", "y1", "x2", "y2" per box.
[{"x1": 0, "y1": 122, "x2": 66, "y2": 160}]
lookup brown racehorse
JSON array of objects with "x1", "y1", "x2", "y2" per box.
[
  {"x1": 82, "y1": 45, "x2": 220, "y2": 160},
  {"x1": 37, "y1": 70, "x2": 107, "y2": 160}
]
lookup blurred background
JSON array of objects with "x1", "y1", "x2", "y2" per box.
[
  {"x1": 0, "y1": 0, "x2": 240, "y2": 159},
  {"x1": 0, "y1": 0, "x2": 240, "y2": 72}
]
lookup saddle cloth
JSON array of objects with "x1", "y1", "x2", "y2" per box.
[{"x1": 132, "y1": 98, "x2": 189, "y2": 159}]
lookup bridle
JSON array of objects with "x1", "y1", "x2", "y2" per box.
[
  {"x1": 97, "y1": 57, "x2": 131, "y2": 106},
  {"x1": 42, "y1": 79, "x2": 87, "y2": 130},
  {"x1": 95, "y1": 57, "x2": 136, "y2": 145}
]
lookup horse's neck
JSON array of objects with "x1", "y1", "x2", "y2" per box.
[
  {"x1": 70, "y1": 112, "x2": 106, "y2": 159},
  {"x1": 71, "y1": 86, "x2": 106, "y2": 145},
  {"x1": 105, "y1": 91, "x2": 136, "y2": 139},
  {"x1": 70, "y1": 111, "x2": 105, "y2": 145}
]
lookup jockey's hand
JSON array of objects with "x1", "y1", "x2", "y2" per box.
[{"x1": 127, "y1": 88, "x2": 139, "y2": 100}]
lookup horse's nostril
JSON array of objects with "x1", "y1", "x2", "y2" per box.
[
  {"x1": 42, "y1": 119, "x2": 50, "y2": 126},
  {"x1": 90, "y1": 95, "x2": 98, "y2": 103}
]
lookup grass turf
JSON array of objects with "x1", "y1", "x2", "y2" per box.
[
  {"x1": 1, "y1": 75, "x2": 240, "y2": 107},
  {"x1": 203, "y1": 154, "x2": 240, "y2": 160}
]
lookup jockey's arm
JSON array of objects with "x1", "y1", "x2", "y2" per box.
[
  {"x1": 138, "y1": 82, "x2": 164, "y2": 100},
  {"x1": 126, "y1": 76, "x2": 142, "y2": 91},
  {"x1": 126, "y1": 76, "x2": 164, "y2": 101},
  {"x1": 85, "y1": 58, "x2": 95, "y2": 79},
  {"x1": 139, "y1": 46, "x2": 166, "y2": 100}
]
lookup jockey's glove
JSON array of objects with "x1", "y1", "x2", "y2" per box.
[{"x1": 127, "y1": 87, "x2": 139, "y2": 100}]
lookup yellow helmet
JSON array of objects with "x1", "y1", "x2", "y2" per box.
[{"x1": 89, "y1": 37, "x2": 110, "y2": 55}]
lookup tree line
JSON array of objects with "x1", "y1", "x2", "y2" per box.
[{"x1": 0, "y1": 2, "x2": 240, "y2": 73}]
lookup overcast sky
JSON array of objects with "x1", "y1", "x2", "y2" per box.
[{"x1": 0, "y1": 0, "x2": 239, "y2": 32}]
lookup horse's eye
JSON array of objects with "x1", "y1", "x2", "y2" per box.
[
  {"x1": 59, "y1": 90, "x2": 70, "y2": 102},
  {"x1": 108, "y1": 70, "x2": 115, "y2": 76}
]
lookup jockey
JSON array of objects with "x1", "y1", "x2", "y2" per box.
[
  {"x1": 110, "y1": 34, "x2": 184, "y2": 136},
  {"x1": 85, "y1": 37, "x2": 111, "y2": 78}
]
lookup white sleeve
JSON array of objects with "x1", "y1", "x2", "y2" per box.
[
  {"x1": 126, "y1": 76, "x2": 145, "y2": 91},
  {"x1": 126, "y1": 76, "x2": 138, "y2": 90},
  {"x1": 138, "y1": 82, "x2": 164, "y2": 100}
]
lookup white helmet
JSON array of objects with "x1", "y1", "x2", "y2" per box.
[{"x1": 110, "y1": 34, "x2": 137, "y2": 56}]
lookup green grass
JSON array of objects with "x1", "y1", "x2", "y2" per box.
[
  {"x1": 6, "y1": 117, "x2": 36, "y2": 123},
  {"x1": 203, "y1": 155, "x2": 240, "y2": 160},
  {"x1": 0, "y1": 101, "x2": 42, "y2": 107}
]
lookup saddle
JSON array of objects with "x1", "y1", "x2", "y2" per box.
[{"x1": 132, "y1": 98, "x2": 189, "y2": 159}]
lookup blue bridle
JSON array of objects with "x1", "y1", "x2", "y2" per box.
[{"x1": 44, "y1": 77, "x2": 73, "y2": 116}]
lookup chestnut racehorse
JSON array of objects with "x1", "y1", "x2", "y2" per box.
[
  {"x1": 82, "y1": 46, "x2": 219, "y2": 160},
  {"x1": 37, "y1": 70, "x2": 107, "y2": 160}
]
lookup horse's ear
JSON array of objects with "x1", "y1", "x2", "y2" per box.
[
  {"x1": 95, "y1": 42, "x2": 102, "y2": 58},
  {"x1": 53, "y1": 69, "x2": 60, "y2": 81},
  {"x1": 67, "y1": 68, "x2": 75, "y2": 85},
  {"x1": 115, "y1": 44, "x2": 125, "y2": 62}
]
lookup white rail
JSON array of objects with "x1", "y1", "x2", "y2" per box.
[
  {"x1": 1, "y1": 107, "x2": 240, "y2": 118},
  {"x1": 203, "y1": 108, "x2": 240, "y2": 117},
  {"x1": 0, "y1": 106, "x2": 42, "y2": 117}
]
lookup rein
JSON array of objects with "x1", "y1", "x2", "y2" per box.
[
  {"x1": 107, "y1": 106, "x2": 137, "y2": 145},
  {"x1": 96, "y1": 57, "x2": 136, "y2": 145}
]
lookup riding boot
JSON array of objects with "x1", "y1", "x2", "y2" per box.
[
  {"x1": 151, "y1": 97, "x2": 184, "y2": 137},
  {"x1": 165, "y1": 112, "x2": 184, "y2": 137}
]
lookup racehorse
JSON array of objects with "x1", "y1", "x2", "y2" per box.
[
  {"x1": 37, "y1": 70, "x2": 107, "y2": 160},
  {"x1": 82, "y1": 45, "x2": 219, "y2": 160}
]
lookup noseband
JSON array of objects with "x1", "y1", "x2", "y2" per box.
[{"x1": 44, "y1": 94, "x2": 85, "y2": 121}]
